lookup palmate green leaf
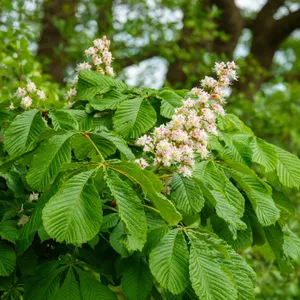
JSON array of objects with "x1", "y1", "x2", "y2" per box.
[
  {"x1": 219, "y1": 248, "x2": 256, "y2": 300},
  {"x1": 76, "y1": 267, "x2": 117, "y2": 300},
  {"x1": 107, "y1": 161, "x2": 181, "y2": 225},
  {"x1": 113, "y1": 98, "x2": 157, "y2": 138},
  {"x1": 107, "y1": 161, "x2": 163, "y2": 194},
  {"x1": 105, "y1": 169, "x2": 147, "y2": 251},
  {"x1": 101, "y1": 213, "x2": 120, "y2": 230},
  {"x1": 171, "y1": 174, "x2": 205, "y2": 215},
  {"x1": 90, "y1": 89, "x2": 128, "y2": 111},
  {"x1": 263, "y1": 224, "x2": 293, "y2": 274},
  {"x1": 24, "y1": 262, "x2": 66, "y2": 300},
  {"x1": 42, "y1": 169, "x2": 103, "y2": 244},
  {"x1": 56, "y1": 267, "x2": 81, "y2": 300},
  {"x1": 77, "y1": 70, "x2": 129, "y2": 100},
  {"x1": 217, "y1": 114, "x2": 253, "y2": 134},
  {"x1": 149, "y1": 229, "x2": 189, "y2": 295},
  {"x1": 27, "y1": 132, "x2": 74, "y2": 191},
  {"x1": 110, "y1": 221, "x2": 130, "y2": 258},
  {"x1": 4, "y1": 109, "x2": 47, "y2": 157},
  {"x1": 122, "y1": 254, "x2": 153, "y2": 300},
  {"x1": 0, "y1": 220, "x2": 19, "y2": 244},
  {"x1": 282, "y1": 226, "x2": 300, "y2": 264},
  {"x1": 276, "y1": 146, "x2": 300, "y2": 188},
  {"x1": 18, "y1": 173, "x2": 65, "y2": 250},
  {"x1": 159, "y1": 89, "x2": 183, "y2": 118},
  {"x1": 222, "y1": 134, "x2": 253, "y2": 167},
  {"x1": 251, "y1": 138, "x2": 278, "y2": 172},
  {"x1": 0, "y1": 241, "x2": 16, "y2": 276},
  {"x1": 2, "y1": 170, "x2": 24, "y2": 197},
  {"x1": 211, "y1": 216, "x2": 253, "y2": 251},
  {"x1": 49, "y1": 110, "x2": 79, "y2": 130},
  {"x1": 94, "y1": 130, "x2": 134, "y2": 160},
  {"x1": 223, "y1": 162, "x2": 280, "y2": 226},
  {"x1": 187, "y1": 232, "x2": 238, "y2": 300},
  {"x1": 273, "y1": 190, "x2": 295, "y2": 224},
  {"x1": 194, "y1": 162, "x2": 246, "y2": 232},
  {"x1": 66, "y1": 110, "x2": 93, "y2": 131},
  {"x1": 72, "y1": 134, "x2": 116, "y2": 160}
]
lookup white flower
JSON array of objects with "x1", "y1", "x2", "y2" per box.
[
  {"x1": 76, "y1": 62, "x2": 92, "y2": 72},
  {"x1": 93, "y1": 39, "x2": 105, "y2": 50},
  {"x1": 92, "y1": 55, "x2": 103, "y2": 65},
  {"x1": 16, "y1": 87, "x2": 26, "y2": 97},
  {"x1": 21, "y1": 96, "x2": 32, "y2": 109},
  {"x1": 136, "y1": 135, "x2": 152, "y2": 146},
  {"x1": 85, "y1": 47, "x2": 97, "y2": 56},
  {"x1": 8, "y1": 102, "x2": 14, "y2": 110},
  {"x1": 70, "y1": 75, "x2": 79, "y2": 87},
  {"x1": 37, "y1": 90, "x2": 46, "y2": 100},
  {"x1": 28, "y1": 192, "x2": 39, "y2": 202},
  {"x1": 66, "y1": 101, "x2": 75, "y2": 109},
  {"x1": 17, "y1": 215, "x2": 30, "y2": 226},
  {"x1": 26, "y1": 81, "x2": 36, "y2": 92},
  {"x1": 106, "y1": 66, "x2": 115, "y2": 76},
  {"x1": 135, "y1": 158, "x2": 149, "y2": 169},
  {"x1": 178, "y1": 165, "x2": 193, "y2": 177},
  {"x1": 65, "y1": 88, "x2": 77, "y2": 99}
]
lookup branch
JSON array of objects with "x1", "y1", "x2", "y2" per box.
[
  {"x1": 270, "y1": 9, "x2": 300, "y2": 47},
  {"x1": 210, "y1": 0, "x2": 244, "y2": 58},
  {"x1": 254, "y1": 0, "x2": 284, "y2": 26}
]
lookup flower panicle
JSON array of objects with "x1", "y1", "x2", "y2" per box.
[
  {"x1": 13, "y1": 81, "x2": 47, "y2": 110},
  {"x1": 66, "y1": 36, "x2": 115, "y2": 100},
  {"x1": 135, "y1": 61, "x2": 238, "y2": 177}
]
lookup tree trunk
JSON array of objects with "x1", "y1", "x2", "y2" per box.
[{"x1": 37, "y1": 0, "x2": 79, "y2": 83}]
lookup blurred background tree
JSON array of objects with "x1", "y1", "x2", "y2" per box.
[{"x1": 1, "y1": 0, "x2": 300, "y2": 298}]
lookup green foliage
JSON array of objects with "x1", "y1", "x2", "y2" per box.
[{"x1": 0, "y1": 68, "x2": 300, "y2": 299}]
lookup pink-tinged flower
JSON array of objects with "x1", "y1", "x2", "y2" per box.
[
  {"x1": 136, "y1": 135, "x2": 152, "y2": 146},
  {"x1": 21, "y1": 96, "x2": 32, "y2": 109},
  {"x1": 65, "y1": 88, "x2": 77, "y2": 99},
  {"x1": 8, "y1": 102, "x2": 14, "y2": 110},
  {"x1": 92, "y1": 55, "x2": 103, "y2": 65},
  {"x1": 66, "y1": 101, "x2": 75, "y2": 109},
  {"x1": 17, "y1": 215, "x2": 30, "y2": 226},
  {"x1": 93, "y1": 39, "x2": 105, "y2": 50},
  {"x1": 28, "y1": 192, "x2": 39, "y2": 202},
  {"x1": 196, "y1": 144, "x2": 209, "y2": 158},
  {"x1": 37, "y1": 90, "x2": 46, "y2": 100},
  {"x1": 16, "y1": 87, "x2": 26, "y2": 97},
  {"x1": 76, "y1": 62, "x2": 92, "y2": 72},
  {"x1": 205, "y1": 124, "x2": 218, "y2": 135},
  {"x1": 202, "y1": 108, "x2": 215, "y2": 123},
  {"x1": 184, "y1": 98, "x2": 196, "y2": 108},
  {"x1": 85, "y1": 47, "x2": 97, "y2": 56},
  {"x1": 214, "y1": 62, "x2": 226, "y2": 75},
  {"x1": 106, "y1": 66, "x2": 115, "y2": 76},
  {"x1": 70, "y1": 75, "x2": 79, "y2": 87},
  {"x1": 135, "y1": 158, "x2": 149, "y2": 169},
  {"x1": 200, "y1": 76, "x2": 218, "y2": 89},
  {"x1": 211, "y1": 103, "x2": 225, "y2": 115},
  {"x1": 178, "y1": 165, "x2": 193, "y2": 177},
  {"x1": 227, "y1": 61, "x2": 238, "y2": 69},
  {"x1": 26, "y1": 81, "x2": 36, "y2": 92}
]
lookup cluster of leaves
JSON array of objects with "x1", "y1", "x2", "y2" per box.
[{"x1": 0, "y1": 69, "x2": 300, "y2": 299}]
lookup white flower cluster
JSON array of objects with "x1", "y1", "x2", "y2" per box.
[
  {"x1": 65, "y1": 36, "x2": 114, "y2": 100},
  {"x1": 135, "y1": 61, "x2": 238, "y2": 177},
  {"x1": 28, "y1": 192, "x2": 39, "y2": 202},
  {"x1": 12, "y1": 81, "x2": 47, "y2": 110}
]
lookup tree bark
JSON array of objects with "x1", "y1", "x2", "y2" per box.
[{"x1": 37, "y1": 0, "x2": 79, "y2": 83}]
